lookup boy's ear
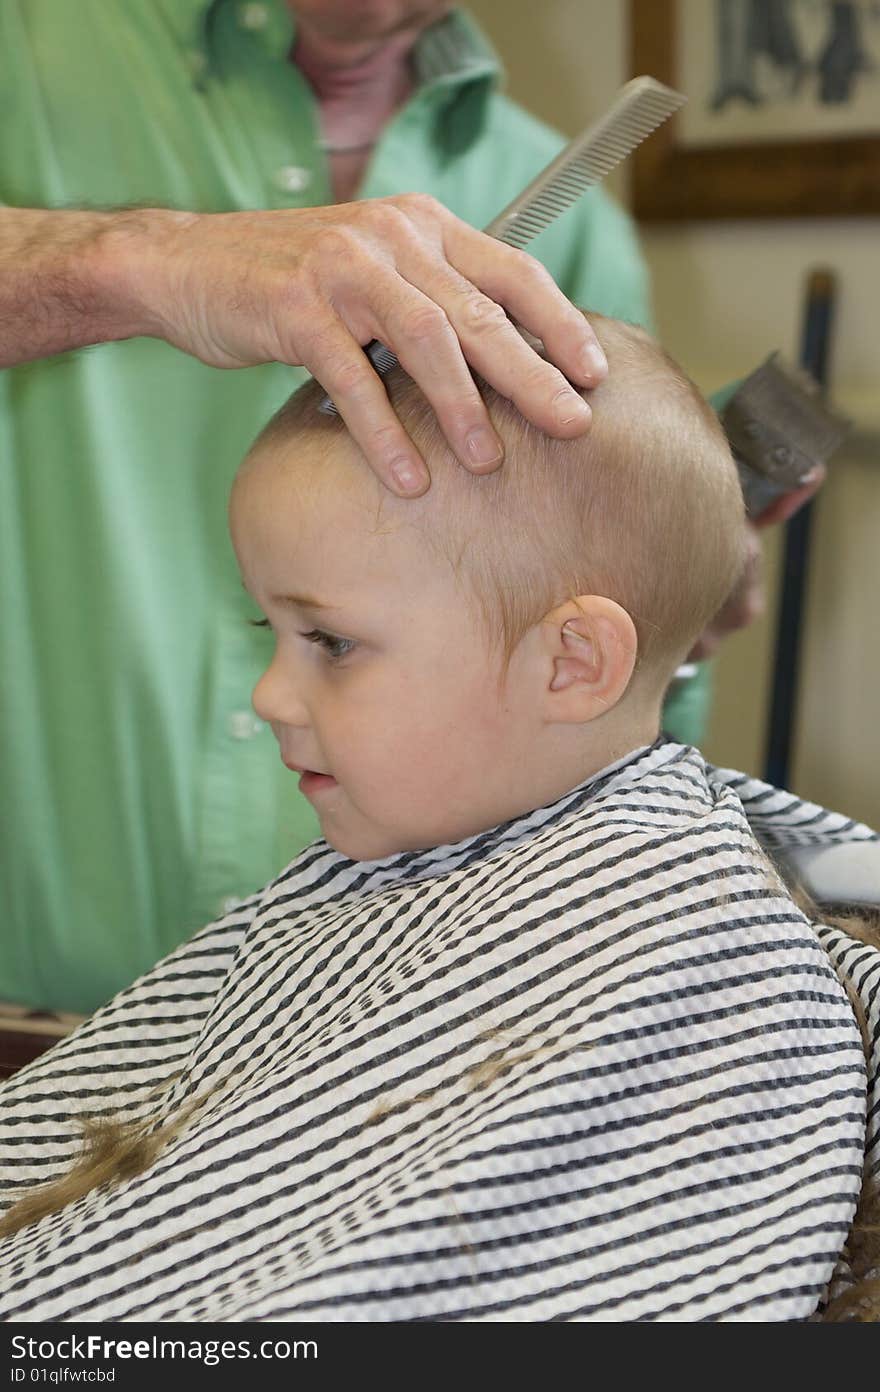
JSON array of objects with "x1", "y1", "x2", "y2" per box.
[{"x1": 540, "y1": 596, "x2": 638, "y2": 723}]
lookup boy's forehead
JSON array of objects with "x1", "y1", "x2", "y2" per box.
[
  {"x1": 251, "y1": 426, "x2": 357, "y2": 480},
  {"x1": 239, "y1": 427, "x2": 437, "y2": 557},
  {"x1": 243, "y1": 428, "x2": 379, "y2": 511},
  {"x1": 235, "y1": 428, "x2": 468, "y2": 613},
  {"x1": 246, "y1": 423, "x2": 464, "y2": 533}
]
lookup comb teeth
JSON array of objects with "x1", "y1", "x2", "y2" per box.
[
  {"x1": 318, "y1": 76, "x2": 685, "y2": 416},
  {"x1": 364, "y1": 343, "x2": 398, "y2": 375},
  {"x1": 487, "y1": 77, "x2": 685, "y2": 249}
]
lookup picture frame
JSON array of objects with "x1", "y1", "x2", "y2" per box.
[{"x1": 630, "y1": 0, "x2": 880, "y2": 218}]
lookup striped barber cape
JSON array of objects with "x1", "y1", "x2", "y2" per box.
[{"x1": 0, "y1": 740, "x2": 877, "y2": 1322}]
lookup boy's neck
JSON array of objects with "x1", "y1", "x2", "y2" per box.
[{"x1": 537, "y1": 712, "x2": 662, "y2": 811}]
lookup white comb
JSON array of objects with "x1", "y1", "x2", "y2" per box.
[{"x1": 318, "y1": 75, "x2": 685, "y2": 415}]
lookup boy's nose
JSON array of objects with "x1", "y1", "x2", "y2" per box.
[{"x1": 252, "y1": 655, "x2": 309, "y2": 729}]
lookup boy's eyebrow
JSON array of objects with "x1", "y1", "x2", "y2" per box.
[
  {"x1": 269, "y1": 592, "x2": 342, "y2": 614},
  {"x1": 239, "y1": 582, "x2": 341, "y2": 614}
]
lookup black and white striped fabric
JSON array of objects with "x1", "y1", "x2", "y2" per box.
[{"x1": 1, "y1": 741, "x2": 877, "y2": 1322}]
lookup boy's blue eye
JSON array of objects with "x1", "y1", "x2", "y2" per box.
[
  {"x1": 303, "y1": 629, "x2": 355, "y2": 661},
  {"x1": 247, "y1": 618, "x2": 353, "y2": 661}
]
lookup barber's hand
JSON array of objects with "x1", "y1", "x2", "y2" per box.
[
  {"x1": 124, "y1": 196, "x2": 606, "y2": 496},
  {"x1": 687, "y1": 466, "x2": 825, "y2": 662}
]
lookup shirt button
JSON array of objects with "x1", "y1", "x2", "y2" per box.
[
  {"x1": 672, "y1": 663, "x2": 699, "y2": 683},
  {"x1": 274, "y1": 165, "x2": 312, "y2": 195},
  {"x1": 185, "y1": 49, "x2": 208, "y2": 80},
  {"x1": 227, "y1": 711, "x2": 264, "y2": 741},
  {"x1": 238, "y1": 2, "x2": 269, "y2": 28}
]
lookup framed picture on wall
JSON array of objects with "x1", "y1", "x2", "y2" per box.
[{"x1": 630, "y1": 0, "x2": 880, "y2": 217}]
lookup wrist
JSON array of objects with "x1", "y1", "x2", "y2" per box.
[{"x1": 90, "y1": 207, "x2": 201, "y2": 343}]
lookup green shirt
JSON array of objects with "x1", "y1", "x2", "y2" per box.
[{"x1": 0, "y1": 0, "x2": 704, "y2": 1012}]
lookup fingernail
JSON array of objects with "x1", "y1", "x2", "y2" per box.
[
  {"x1": 553, "y1": 389, "x2": 591, "y2": 427},
  {"x1": 391, "y1": 459, "x2": 428, "y2": 494},
  {"x1": 581, "y1": 342, "x2": 608, "y2": 380},
  {"x1": 466, "y1": 428, "x2": 503, "y2": 468}
]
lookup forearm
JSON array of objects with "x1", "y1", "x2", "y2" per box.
[{"x1": 0, "y1": 206, "x2": 185, "y2": 367}]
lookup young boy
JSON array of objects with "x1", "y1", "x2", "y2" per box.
[{"x1": 0, "y1": 315, "x2": 877, "y2": 1322}]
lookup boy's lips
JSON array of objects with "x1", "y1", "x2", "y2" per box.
[{"x1": 283, "y1": 758, "x2": 338, "y2": 797}]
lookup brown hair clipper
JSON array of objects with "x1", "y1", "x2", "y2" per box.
[{"x1": 721, "y1": 353, "x2": 850, "y2": 517}]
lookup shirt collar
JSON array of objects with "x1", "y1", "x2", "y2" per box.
[{"x1": 412, "y1": 8, "x2": 500, "y2": 90}]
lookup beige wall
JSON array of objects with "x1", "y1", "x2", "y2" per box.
[{"x1": 469, "y1": 0, "x2": 880, "y2": 827}]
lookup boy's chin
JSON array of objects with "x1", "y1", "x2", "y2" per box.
[
  {"x1": 321, "y1": 798, "x2": 525, "y2": 862},
  {"x1": 321, "y1": 820, "x2": 433, "y2": 864},
  {"x1": 321, "y1": 821, "x2": 400, "y2": 863}
]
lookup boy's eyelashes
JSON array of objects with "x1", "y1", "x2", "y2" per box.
[
  {"x1": 247, "y1": 617, "x2": 355, "y2": 662},
  {"x1": 303, "y1": 629, "x2": 356, "y2": 661}
]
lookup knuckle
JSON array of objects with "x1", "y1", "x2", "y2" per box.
[
  {"x1": 521, "y1": 358, "x2": 559, "y2": 394},
  {"x1": 453, "y1": 385, "x2": 487, "y2": 418},
  {"x1": 445, "y1": 401, "x2": 488, "y2": 440},
  {"x1": 459, "y1": 292, "x2": 509, "y2": 336},
  {"x1": 367, "y1": 420, "x2": 407, "y2": 453},
  {"x1": 508, "y1": 246, "x2": 551, "y2": 283},
  {"x1": 304, "y1": 226, "x2": 359, "y2": 273},
  {"x1": 400, "y1": 301, "x2": 449, "y2": 343},
  {"x1": 326, "y1": 353, "x2": 372, "y2": 399},
  {"x1": 363, "y1": 200, "x2": 409, "y2": 241},
  {"x1": 396, "y1": 191, "x2": 443, "y2": 223}
]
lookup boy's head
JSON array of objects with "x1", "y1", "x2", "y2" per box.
[{"x1": 230, "y1": 312, "x2": 746, "y2": 861}]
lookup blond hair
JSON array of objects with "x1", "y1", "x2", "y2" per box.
[{"x1": 255, "y1": 312, "x2": 747, "y2": 701}]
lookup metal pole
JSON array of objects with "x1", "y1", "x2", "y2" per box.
[{"x1": 763, "y1": 269, "x2": 835, "y2": 787}]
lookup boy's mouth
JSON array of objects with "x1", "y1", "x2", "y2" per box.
[{"x1": 283, "y1": 759, "x2": 338, "y2": 798}]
